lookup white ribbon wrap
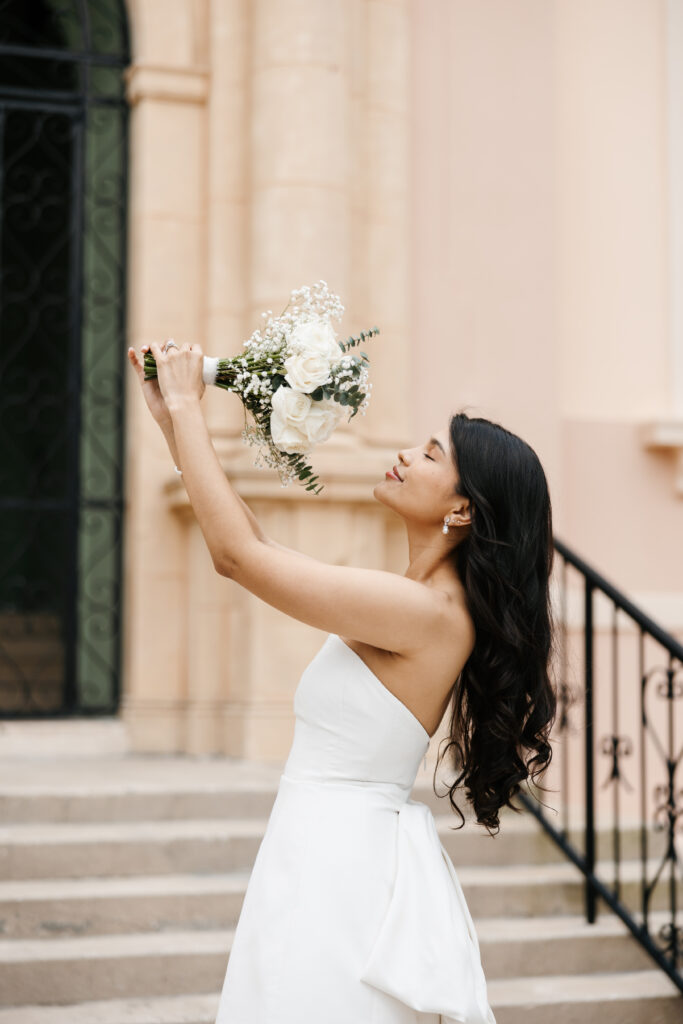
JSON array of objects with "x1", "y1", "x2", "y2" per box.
[
  {"x1": 360, "y1": 799, "x2": 496, "y2": 1024},
  {"x1": 202, "y1": 356, "x2": 219, "y2": 386}
]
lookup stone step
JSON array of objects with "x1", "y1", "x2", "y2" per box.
[
  {"x1": 0, "y1": 815, "x2": 548, "y2": 880},
  {"x1": 0, "y1": 765, "x2": 667, "y2": 866},
  {"x1": 477, "y1": 911, "x2": 661, "y2": 977},
  {"x1": 0, "y1": 751, "x2": 557, "y2": 826},
  {"x1": 0, "y1": 993, "x2": 221, "y2": 1024},
  {"x1": 1, "y1": 976, "x2": 679, "y2": 1024},
  {"x1": 0, "y1": 821, "x2": 678, "y2": 920},
  {"x1": 0, "y1": 784, "x2": 279, "y2": 825},
  {"x1": 0, "y1": 855, "x2": 675, "y2": 943},
  {"x1": 0, "y1": 873, "x2": 251, "y2": 938},
  {"x1": 0, "y1": 928, "x2": 679, "y2": 1019},
  {"x1": 0, "y1": 819, "x2": 268, "y2": 880},
  {"x1": 2, "y1": 810, "x2": 674, "y2": 883},
  {"x1": 0, "y1": 929, "x2": 231, "y2": 1007},
  {"x1": 0, "y1": 912, "x2": 674, "y2": 1008},
  {"x1": 487, "y1": 969, "x2": 682, "y2": 1024},
  {"x1": 0, "y1": 777, "x2": 466, "y2": 824},
  {"x1": 460, "y1": 856, "x2": 681, "y2": 917},
  {"x1": 0, "y1": 814, "x2": 565, "y2": 881},
  {"x1": 0, "y1": 722, "x2": 129, "y2": 759}
]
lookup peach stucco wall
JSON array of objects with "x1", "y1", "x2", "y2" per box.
[
  {"x1": 114, "y1": 0, "x2": 681, "y2": 778},
  {"x1": 411, "y1": 0, "x2": 682, "y2": 623},
  {"x1": 409, "y1": 0, "x2": 682, "y2": 824}
]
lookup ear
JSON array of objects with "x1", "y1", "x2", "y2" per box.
[{"x1": 449, "y1": 502, "x2": 472, "y2": 526}]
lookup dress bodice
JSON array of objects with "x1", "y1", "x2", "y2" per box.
[{"x1": 283, "y1": 633, "x2": 430, "y2": 794}]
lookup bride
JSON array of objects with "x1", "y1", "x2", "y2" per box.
[{"x1": 128, "y1": 338, "x2": 557, "y2": 1023}]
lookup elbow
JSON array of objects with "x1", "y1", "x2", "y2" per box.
[
  {"x1": 214, "y1": 537, "x2": 265, "y2": 582},
  {"x1": 214, "y1": 553, "x2": 236, "y2": 579}
]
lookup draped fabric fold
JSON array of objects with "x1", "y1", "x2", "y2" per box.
[{"x1": 359, "y1": 799, "x2": 496, "y2": 1024}]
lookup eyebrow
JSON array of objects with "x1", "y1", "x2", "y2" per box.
[{"x1": 428, "y1": 437, "x2": 446, "y2": 456}]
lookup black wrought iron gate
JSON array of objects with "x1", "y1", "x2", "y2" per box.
[{"x1": 0, "y1": 0, "x2": 130, "y2": 715}]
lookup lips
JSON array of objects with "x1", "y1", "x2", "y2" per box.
[{"x1": 386, "y1": 465, "x2": 403, "y2": 481}]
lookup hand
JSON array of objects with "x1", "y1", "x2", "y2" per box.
[
  {"x1": 127, "y1": 342, "x2": 176, "y2": 427},
  {"x1": 148, "y1": 340, "x2": 206, "y2": 412}
]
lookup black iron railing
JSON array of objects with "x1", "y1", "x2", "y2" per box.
[{"x1": 518, "y1": 537, "x2": 683, "y2": 993}]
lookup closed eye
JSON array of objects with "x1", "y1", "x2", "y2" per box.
[{"x1": 424, "y1": 453, "x2": 434, "y2": 461}]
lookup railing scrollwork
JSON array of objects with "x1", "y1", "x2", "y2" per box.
[{"x1": 518, "y1": 538, "x2": 683, "y2": 995}]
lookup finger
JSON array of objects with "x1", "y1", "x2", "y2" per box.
[{"x1": 127, "y1": 347, "x2": 143, "y2": 375}]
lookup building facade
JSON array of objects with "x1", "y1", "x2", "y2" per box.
[{"x1": 1, "y1": 3, "x2": 682, "y2": 805}]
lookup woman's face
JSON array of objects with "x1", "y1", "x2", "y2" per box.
[{"x1": 374, "y1": 425, "x2": 468, "y2": 529}]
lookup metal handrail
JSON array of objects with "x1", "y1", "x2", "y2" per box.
[{"x1": 517, "y1": 535, "x2": 683, "y2": 994}]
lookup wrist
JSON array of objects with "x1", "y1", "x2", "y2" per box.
[{"x1": 168, "y1": 397, "x2": 202, "y2": 417}]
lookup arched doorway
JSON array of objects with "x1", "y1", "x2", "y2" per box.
[{"x1": 0, "y1": 1, "x2": 130, "y2": 715}]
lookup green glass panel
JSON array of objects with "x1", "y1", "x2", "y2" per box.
[
  {"x1": 88, "y1": 63, "x2": 125, "y2": 100},
  {"x1": 76, "y1": 505, "x2": 121, "y2": 708},
  {"x1": 86, "y1": 0, "x2": 128, "y2": 58},
  {"x1": 76, "y1": 98, "x2": 126, "y2": 709}
]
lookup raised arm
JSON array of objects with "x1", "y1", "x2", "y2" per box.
[
  {"x1": 159, "y1": 415, "x2": 292, "y2": 550},
  {"x1": 128, "y1": 341, "x2": 313, "y2": 555},
  {"x1": 146, "y1": 340, "x2": 455, "y2": 655},
  {"x1": 221, "y1": 541, "x2": 455, "y2": 656}
]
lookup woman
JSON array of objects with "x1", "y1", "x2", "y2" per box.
[{"x1": 128, "y1": 339, "x2": 557, "y2": 1024}]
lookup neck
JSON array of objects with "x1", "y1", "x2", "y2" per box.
[{"x1": 404, "y1": 523, "x2": 465, "y2": 586}]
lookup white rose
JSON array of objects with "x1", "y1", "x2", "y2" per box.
[
  {"x1": 301, "y1": 396, "x2": 343, "y2": 445},
  {"x1": 283, "y1": 351, "x2": 334, "y2": 393},
  {"x1": 283, "y1": 317, "x2": 342, "y2": 393},
  {"x1": 270, "y1": 387, "x2": 343, "y2": 454},
  {"x1": 270, "y1": 386, "x2": 314, "y2": 454},
  {"x1": 290, "y1": 317, "x2": 341, "y2": 362}
]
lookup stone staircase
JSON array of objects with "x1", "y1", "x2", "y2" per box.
[{"x1": 0, "y1": 748, "x2": 680, "y2": 1024}]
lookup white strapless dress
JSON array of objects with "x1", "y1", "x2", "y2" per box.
[{"x1": 215, "y1": 633, "x2": 496, "y2": 1024}]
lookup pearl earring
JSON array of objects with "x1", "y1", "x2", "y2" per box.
[{"x1": 442, "y1": 517, "x2": 450, "y2": 534}]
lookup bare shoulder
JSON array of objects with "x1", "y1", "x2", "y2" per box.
[{"x1": 340, "y1": 587, "x2": 476, "y2": 739}]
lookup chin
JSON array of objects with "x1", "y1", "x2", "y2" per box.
[
  {"x1": 372, "y1": 479, "x2": 397, "y2": 510},
  {"x1": 373, "y1": 479, "x2": 392, "y2": 504}
]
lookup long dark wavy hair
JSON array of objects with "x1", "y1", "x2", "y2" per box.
[{"x1": 434, "y1": 410, "x2": 559, "y2": 836}]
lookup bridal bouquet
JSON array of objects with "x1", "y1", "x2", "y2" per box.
[{"x1": 143, "y1": 281, "x2": 379, "y2": 494}]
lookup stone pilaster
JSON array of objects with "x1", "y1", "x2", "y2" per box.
[{"x1": 120, "y1": 2, "x2": 209, "y2": 752}]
